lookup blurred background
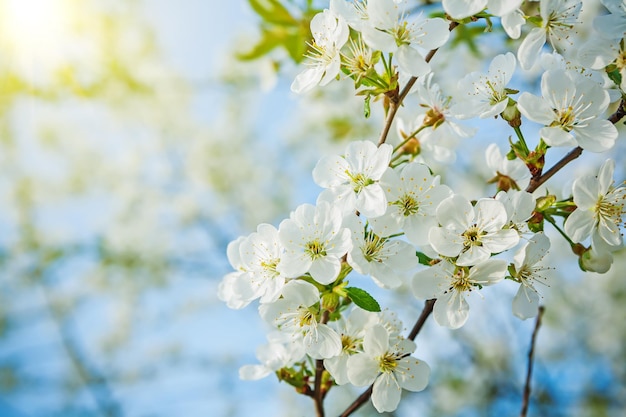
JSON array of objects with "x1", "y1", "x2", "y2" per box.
[{"x1": 0, "y1": 0, "x2": 624, "y2": 416}]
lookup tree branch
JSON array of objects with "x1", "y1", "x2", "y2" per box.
[
  {"x1": 520, "y1": 306, "x2": 545, "y2": 417},
  {"x1": 314, "y1": 310, "x2": 330, "y2": 417},
  {"x1": 377, "y1": 21, "x2": 459, "y2": 147},
  {"x1": 338, "y1": 299, "x2": 436, "y2": 417}
]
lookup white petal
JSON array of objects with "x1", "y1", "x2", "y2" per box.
[
  {"x1": 396, "y1": 357, "x2": 430, "y2": 392},
  {"x1": 239, "y1": 365, "x2": 272, "y2": 380},
  {"x1": 309, "y1": 256, "x2": 342, "y2": 284},
  {"x1": 347, "y1": 354, "x2": 380, "y2": 386},
  {"x1": 512, "y1": 284, "x2": 540, "y2": 320},
  {"x1": 306, "y1": 324, "x2": 342, "y2": 359},
  {"x1": 564, "y1": 208, "x2": 594, "y2": 243},
  {"x1": 429, "y1": 227, "x2": 464, "y2": 258},
  {"x1": 372, "y1": 373, "x2": 402, "y2": 413},
  {"x1": 517, "y1": 27, "x2": 546, "y2": 70},
  {"x1": 396, "y1": 45, "x2": 430, "y2": 78},
  {"x1": 443, "y1": 0, "x2": 487, "y2": 19},
  {"x1": 434, "y1": 291, "x2": 469, "y2": 329},
  {"x1": 517, "y1": 93, "x2": 555, "y2": 125},
  {"x1": 540, "y1": 126, "x2": 577, "y2": 148}
]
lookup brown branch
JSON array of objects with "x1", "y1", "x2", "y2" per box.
[
  {"x1": 526, "y1": 146, "x2": 582, "y2": 193},
  {"x1": 520, "y1": 306, "x2": 545, "y2": 417},
  {"x1": 314, "y1": 310, "x2": 331, "y2": 417},
  {"x1": 338, "y1": 299, "x2": 436, "y2": 417},
  {"x1": 526, "y1": 98, "x2": 626, "y2": 193},
  {"x1": 377, "y1": 21, "x2": 459, "y2": 147}
]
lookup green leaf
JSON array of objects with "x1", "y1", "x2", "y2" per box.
[
  {"x1": 416, "y1": 251, "x2": 432, "y2": 266},
  {"x1": 237, "y1": 28, "x2": 284, "y2": 61},
  {"x1": 364, "y1": 94, "x2": 371, "y2": 118},
  {"x1": 345, "y1": 287, "x2": 381, "y2": 312},
  {"x1": 248, "y1": 0, "x2": 297, "y2": 25}
]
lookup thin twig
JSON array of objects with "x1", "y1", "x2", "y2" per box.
[
  {"x1": 520, "y1": 306, "x2": 545, "y2": 417},
  {"x1": 314, "y1": 310, "x2": 330, "y2": 417},
  {"x1": 338, "y1": 299, "x2": 436, "y2": 417},
  {"x1": 526, "y1": 147, "x2": 582, "y2": 193},
  {"x1": 377, "y1": 21, "x2": 459, "y2": 147}
]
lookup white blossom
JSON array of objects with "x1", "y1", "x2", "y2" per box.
[
  {"x1": 313, "y1": 140, "x2": 392, "y2": 218},
  {"x1": 517, "y1": 0, "x2": 582, "y2": 70},
  {"x1": 239, "y1": 333, "x2": 306, "y2": 380},
  {"x1": 486, "y1": 143, "x2": 531, "y2": 191},
  {"x1": 291, "y1": 9, "x2": 349, "y2": 94},
  {"x1": 453, "y1": 53, "x2": 517, "y2": 119},
  {"x1": 429, "y1": 195, "x2": 520, "y2": 266},
  {"x1": 260, "y1": 280, "x2": 342, "y2": 359},
  {"x1": 517, "y1": 69, "x2": 618, "y2": 152},
  {"x1": 413, "y1": 259, "x2": 508, "y2": 328},
  {"x1": 564, "y1": 159, "x2": 625, "y2": 249},
  {"x1": 370, "y1": 162, "x2": 453, "y2": 246},
  {"x1": 511, "y1": 233, "x2": 551, "y2": 320},
  {"x1": 359, "y1": 0, "x2": 450, "y2": 77},
  {"x1": 345, "y1": 214, "x2": 419, "y2": 288},
  {"x1": 347, "y1": 324, "x2": 429, "y2": 412},
  {"x1": 278, "y1": 202, "x2": 352, "y2": 284}
]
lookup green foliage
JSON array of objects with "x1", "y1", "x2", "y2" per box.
[
  {"x1": 238, "y1": 0, "x2": 317, "y2": 63},
  {"x1": 345, "y1": 287, "x2": 381, "y2": 312}
]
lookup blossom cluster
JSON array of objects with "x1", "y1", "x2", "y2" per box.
[{"x1": 220, "y1": 0, "x2": 626, "y2": 414}]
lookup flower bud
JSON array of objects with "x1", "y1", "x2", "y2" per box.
[
  {"x1": 535, "y1": 194, "x2": 556, "y2": 212},
  {"x1": 321, "y1": 292, "x2": 340, "y2": 312},
  {"x1": 579, "y1": 247, "x2": 613, "y2": 274}
]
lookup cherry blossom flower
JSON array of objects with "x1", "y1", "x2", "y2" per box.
[
  {"x1": 260, "y1": 280, "x2": 342, "y2": 359},
  {"x1": 345, "y1": 215, "x2": 419, "y2": 288},
  {"x1": 347, "y1": 324, "x2": 430, "y2": 412},
  {"x1": 314, "y1": 140, "x2": 392, "y2": 218},
  {"x1": 239, "y1": 223, "x2": 287, "y2": 304},
  {"x1": 358, "y1": 0, "x2": 450, "y2": 77},
  {"x1": 239, "y1": 332, "x2": 306, "y2": 380},
  {"x1": 453, "y1": 53, "x2": 517, "y2": 119},
  {"x1": 517, "y1": 69, "x2": 618, "y2": 152},
  {"x1": 442, "y1": 0, "x2": 522, "y2": 21},
  {"x1": 429, "y1": 195, "x2": 520, "y2": 266},
  {"x1": 485, "y1": 143, "x2": 531, "y2": 191},
  {"x1": 564, "y1": 159, "x2": 625, "y2": 249},
  {"x1": 578, "y1": 34, "x2": 626, "y2": 92},
  {"x1": 413, "y1": 259, "x2": 508, "y2": 328},
  {"x1": 517, "y1": 0, "x2": 582, "y2": 70},
  {"x1": 324, "y1": 308, "x2": 379, "y2": 385},
  {"x1": 277, "y1": 201, "x2": 352, "y2": 284},
  {"x1": 593, "y1": 0, "x2": 626, "y2": 40},
  {"x1": 370, "y1": 162, "x2": 452, "y2": 246},
  {"x1": 510, "y1": 232, "x2": 551, "y2": 320},
  {"x1": 218, "y1": 236, "x2": 254, "y2": 309},
  {"x1": 495, "y1": 190, "x2": 535, "y2": 233},
  {"x1": 291, "y1": 9, "x2": 349, "y2": 94}
]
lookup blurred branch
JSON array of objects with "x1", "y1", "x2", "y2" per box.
[
  {"x1": 43, "y1": 287, "x2": 124, "y2": 417},
  {"x1": 520, "y1": 306, "x2": 545, "y2": 417}
]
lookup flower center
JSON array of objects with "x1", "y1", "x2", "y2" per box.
[
  {"x1": 346, "y1": 170, "x2": 374, "y2": 193},
  {"x1": 362, "y1": 231, "x2": 386, "y2": 263},
  {"x1": 298, "y1": 308, "x2": 315, "y2": 328},
  {"x1": 378, "y1": 352, "x2": 398, "y2": 373},
  {"x1": 305, "y1": 239, "x2": 327, "y2": 259},
  {"x1": 260, "y1": 258, "x2": 280, "y2": 276},
  {"x1": 462, "y1": 225, "x2": 485, "y2": 248},
  {"x1": 393, "y1": 21, "x2": 412, "y2": 46},
  {"x1": 394, "y1": 193, "x2": 420, "y2": 217},
  {"x1": 553, "y1": 105, "x2": 576, "y2": 130},
  {"x1": 341, "y1": 334, "x2": 359, "y2": 355},
  {"x1": 595, "y1": 191, "x2": 626, "y2": 226},
  {"x1": 450, "y1": 268, "x2": 473, "y2": 292}
]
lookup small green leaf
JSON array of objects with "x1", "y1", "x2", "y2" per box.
[
  {"x1": 364, "y1": 94, "x2": 371, "y2": 118},
  {"x1": 345, "y1": 287, "x2": 381, "y2": 312},
  {"x1": 416, "y1": 251, "x2": 432, "y2": 266},
  {"x1": 248, "y1": 0, "x2": 297, "y2": 26}
]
